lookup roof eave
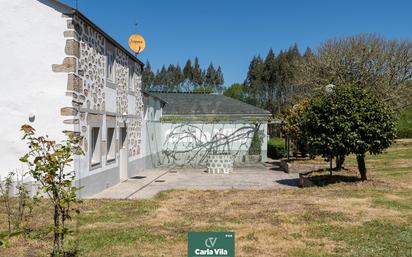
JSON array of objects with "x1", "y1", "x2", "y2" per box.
[
  {"x1": 63, "y1": 9, "x2": 145, "y2": 67},
  {"x1": 143, "y1": 91, "x2": 167, "y2": 103}
]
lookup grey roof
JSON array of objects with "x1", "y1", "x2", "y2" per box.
[{"x1": 150, "y1": 92, "x2": 271, "y2": 117}]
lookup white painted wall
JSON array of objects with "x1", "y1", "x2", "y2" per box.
[
  {"x1": 160, "y1": 122, "x2": 267, "y2": 165},
  {"x1": 0, "y1": 0, "x2": 72, "y2": 178},
  {"x1": 105, "y1": 87, "x2": 117, "y2": 113},
  {"x1": 141, "y1": 96, "x2": 163, "y2": 166}
]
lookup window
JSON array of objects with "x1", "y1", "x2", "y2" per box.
[
  {"x1": 128, "y1": 65, "x2": 134, "y2": 91},
  {"x1": 106, "y1": 44, "x2": 115, "y2": 82},
  {"x1": 106, "y1": 128, "x2": 116, "y2": 162},
  {"x1": 91, "y1": 127, "x2": 101, "y2": 166}
]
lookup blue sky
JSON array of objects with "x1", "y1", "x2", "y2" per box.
[{"x1": 61, "y1": 0, "x2": 411, "y2": 87}]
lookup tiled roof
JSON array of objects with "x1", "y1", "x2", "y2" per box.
[{"x1": 150, "y1": 92, "x2": 271, "y2": 117}]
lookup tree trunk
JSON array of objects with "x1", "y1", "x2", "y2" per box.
[
  {"x1": 356, "y1": 154, "x2": 367, "y2": 180},
  {"x1": 61, "y1": 208, "x2": 66, "y2": 255},
  {"x1": 336, "y1": 155, "x2": 345, "y2": 171},
  {"x1": 52, "y1": 204, "x2": 63, "y2": 256},
  {"x1": 329, "y1": 158, "x2": 333, "y2": 176},
  {"x1": 6, "y1": 200, "x2": 11, "y2": 234}
]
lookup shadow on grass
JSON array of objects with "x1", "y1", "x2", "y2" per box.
[
  {"x1": 308, "y1": 174, "x2": 361, "y2": 187},
  {"x1": 275, "y1": 178, "x2": 300, "y2": 187}
]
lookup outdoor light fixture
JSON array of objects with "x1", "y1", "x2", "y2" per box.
[{"x1": 28, "y1": 113, "x2": 35, "y2": 122}]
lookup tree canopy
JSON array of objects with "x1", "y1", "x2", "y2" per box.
[
  {"x1": 296, "y1": 84, "x2": 396, "y2": 180},
  {"x1": 142, "y1": 57, "x2": 224, "y2": 93},
  {"x1": 302, "y1": 34, "x2": 412, "y2": 112},
  {"x1": 223, "y1": 83, "x2": 245, "y2": 101},
  {"x1": 228, "y1": 34, "x2": 412, "y2": 121}
]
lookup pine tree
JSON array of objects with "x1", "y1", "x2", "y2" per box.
[
  {"x1": 205, "y1": 63, "x2": 216, "y2": 89},
  {"x1": 166, "y1": 64, "x2": 175, "y2": 91},
  {"x1": 174, "y1": 64, "x2": 185, "y2": 91},
  {"x1": 142, "y1": 61, "x2": 155, "y2": 91},
  {"x1": 183, "y1": 59, "x2": 193, "y2": 91},
  {"x1": 215, "y1": 66, "x2": 224, "y2": 93},
  {"x1": 264, "y1": 49, "x2": 277, "y2": 114},
  {"x1": 192, "y1": 57, "x2": 204, "y2": 88},
  {"x1": 245, "y1": 55, "x2": 264, "y2": 106}
]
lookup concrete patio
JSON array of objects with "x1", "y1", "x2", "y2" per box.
[{"x1": 89, "y1": 163, "x2": 300, "y2": 199}]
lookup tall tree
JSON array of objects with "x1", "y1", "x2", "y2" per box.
[
  {"x1": 174, "y1": 64, "x2": 185, "y2": 91},
  {"x1": 215, "y1": 66, "x2": 224, "y2": 93},
  {"x1": 183, "y1": 59, "x2": 193, "y2": 91},
  {"x1": 205, "y1": 63, "x2": 216, "y2": 90},
  {"x1": 144, "y1": 57, "x2": 224, "y2": 93},
  {"x1": 263, "y1": 49, "x2": 277, "y2": 115},
  {"x1": 166, "y1": 65, "x2": 176, "y2": 91},
  {"x1": 192, "y1": 57, "x2": 204, "y2": 88},
  {"x1": 142, "y1": 61, "x2": 155, "y2": 91},
  {"x1": 303, "y1": 34, "x2": 412, "y2": 111},
  {"x1": 245, "y1": 55, "x2": 265, "y2": 106}
]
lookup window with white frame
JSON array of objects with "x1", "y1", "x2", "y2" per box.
[
  {"x1": 106, "y1": 44, "x2": 116, "y2": 82},
  {"x1": 91, "y1": 127, "x2": 101, "y2": 166},
  {"x1": 106, "y1": 127, "x2": 116, "y2": 162}
]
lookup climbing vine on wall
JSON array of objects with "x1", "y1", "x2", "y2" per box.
[{"x1": 162, "y1": 123, "x2": 261, "y2": 166}]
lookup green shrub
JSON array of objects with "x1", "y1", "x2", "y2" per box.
[
  {"x1": 397, "y1": 107, "x2": 412, "y2": 138},
  {"x1": 267, "y1": 138, "x2": 286, "y2": 159}
]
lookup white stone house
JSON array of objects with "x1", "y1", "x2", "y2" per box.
[
  {"x1": 0, "y1": 0, "x2": 270, "y2": 198},
  {"x1": 0, "y1": 0, "x2": 160, "y2": 197}
]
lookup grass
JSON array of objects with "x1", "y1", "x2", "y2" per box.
[
  {"x1": 1, "y1": 141, "x2": 412, "y2": 256},
  {"x1": 397, "y1": 106, "x2": 412, "y2": 138}
]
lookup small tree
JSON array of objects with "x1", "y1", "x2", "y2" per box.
[
  {"x1": 0, "y1": 172, "x2": 14, "y2": 234},
  {"x1": 19, "y1": 125, "x2": 84, "y2": 256},
  {"x1": 14, "y1": 172, "x2": 35, "y2": 232},
  {"x1": 282, "y1": 99, "x2": 310, "y2": 157},
  {"x1": 300, "y1": 85, "x2": 396, "y2": 180},
  {"x1": 0, "y1": 171, "x2": 35, "y2": 248}
]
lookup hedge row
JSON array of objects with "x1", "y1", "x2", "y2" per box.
[{"x1": 267, "y1": 137, "x2": 286, "y2": 159}]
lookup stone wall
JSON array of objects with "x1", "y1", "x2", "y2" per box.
[
  {"x1": 207, "y1": 154, "x2": 234, "y2": 174},
  {"x1": 115, "y1": 49, "x2": 128, "y2": 117},
  {"x1": 128, "y1": 62, "x2": 144, "y2": 156},
  {"x1": 52, "y1": 13, "x2": 144, "y2": 177}
]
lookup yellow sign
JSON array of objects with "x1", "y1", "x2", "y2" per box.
[{"x1": 128, "y1": 34, "x2": 146, "y2": 54}]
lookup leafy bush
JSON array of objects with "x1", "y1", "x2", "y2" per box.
[
  {"x1": 267, "y1": 138, "x2": 286, "y2": 159},
  {"x1": 397, "y1": 107, "x2": 412, "y2": 138}
]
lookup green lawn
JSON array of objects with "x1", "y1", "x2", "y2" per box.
[
  {"x1": 1, "y1": 141, "x2": 412, "y2": 257},
  {"x1": 398, "y1": 106, "x2": 412, "y2": 138}
]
